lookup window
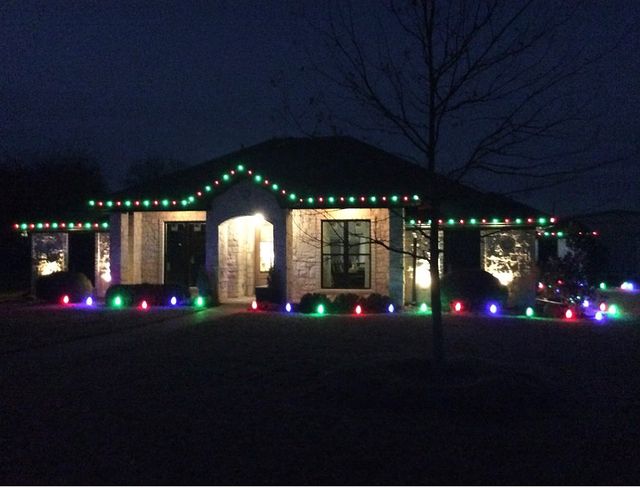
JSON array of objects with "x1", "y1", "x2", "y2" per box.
[{"x1": 321, "y1": 220, "x2": 371, "y2": 288}]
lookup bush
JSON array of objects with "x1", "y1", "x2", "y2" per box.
[
  {"x1": 35, "y1": 271, "x2": 93, "y2": 303},
  {"x1": 363, "y1": 293, "x2": 395, "y2": 313},
  {"x1": 332, "y1": 293, "x2": 363, "y2": 313},
  {"x1": 440, "y1": 269, "x2": 508, "y2": 311},
  {"x1": 298, "y1": 293, "x2": 331, "y2": 314},
  {"x1": 105, "y1": 283, "x2": 192, "y2": 307}
]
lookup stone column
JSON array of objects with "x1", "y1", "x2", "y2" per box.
[{"x1": 388, "y1": 208, "x2": 405, "y2": 305}]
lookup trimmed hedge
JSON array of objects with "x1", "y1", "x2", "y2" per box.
[
  {"x1": 441, "y1": 269, "x2": 508, "y2": 311},
  {"x1": 297, "y1": 292, "x2": 397, "y2": 314},
  {"x1": 105, "y1": 283, "x2": 192, "y2": 307},
  {"x1": 35, "y1": 272, "x2": 93, "y2": 303}
]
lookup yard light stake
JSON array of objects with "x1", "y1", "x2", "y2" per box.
[
  {"x1": 61, "y1": 295, "x2": 70, "y2": 305},
  {"x1": 525, "y1": 307, "x2": 534, "y2": 317},
  {"x1": 488, "y1": 303, "x2": 498, "y2": 315},
  {"x1": 607, "y1": 304, "x2": 619, "y2": 316},
  {"x1": 453, "y1": 301, "x2": 463, "y2": 313},
  {"x1": 595, "y1": 311, "x2": 604, "y2": 321},
  {"x1": 170, "y1": 296, "x2": 177, "y2": 306},
  {"x1": 85, "y1": 297, "x2": 93, "y2": 306},
  {"x1": 599, "y1": 302, "x2": 607, "y2": 312},
  {"x1": 316, "y1": 304, "x2": 325, "y2": 315},
  {"x1": 419, "y1": 303, "x2": 428, "y2": 313},
  {"x1": 113, "y1": 295, "x2": 123, "y2": 307},
  {"x1": 355, "y1": 305, "x2": 362, "y2": 315},
  {"x1": 285, "y1": 302, "x2": 292, "y2": 313},
  {"x1": 387, "y1": 304, "x2": 395, "y2": 313},
  {"x1": 251, "y1": 300, "x2": 258, "y2": 311},
  {"x1": 564, "y1": 309, "x2": 573, "y2": 319},
  {"x1": 140, "y1": 300, "x2": 149, "y2": 310},
  {"x1": 599, "y1": 282, "x2": 607, "y2": 290},
  {"x1": 195, "y1": 296, "x2": 205, "y2": 307}
]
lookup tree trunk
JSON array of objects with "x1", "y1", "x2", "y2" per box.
[{"x1": 429, "y1": 215, "x2": 444, "y2": 369}]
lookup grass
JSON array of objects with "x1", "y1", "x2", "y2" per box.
[{"x1": 1, "y1": 307, "x2": 639, "y2": 484}]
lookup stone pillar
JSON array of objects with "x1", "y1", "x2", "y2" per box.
[
  {"x1": 388, "y1": 208, "x2": 404, "y2": 304},
  {"x1": 205, "y1": 212, "x2": 220, "y2": 303},
  {"x1": 94, "y1": 232, "x2": 111, "y2": 297},
  {"x1": 109, "y1": 213, "x2": 126, "y2": 284}
]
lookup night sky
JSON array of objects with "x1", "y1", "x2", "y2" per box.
[{"x1": 1, "y1": 1, "x2": 639, "y2": 216}]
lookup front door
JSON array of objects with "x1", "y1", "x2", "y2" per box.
[{"x1": 164, "y1": 222, "x2": 206, "y2": 287}]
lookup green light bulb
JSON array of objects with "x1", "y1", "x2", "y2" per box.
[
  {"x1": 525, "y1": 306, "x2": 534, "y2": 317},
  {"x1": 470, "y1": 218, "x2": 477, "y2": 224},
  {"x1": 106, "y1": 201, "x2": 113, "y2": 207},
  {"x1": 307, "y1": 197, "x2": 314, "y2": 204},
  {"x1": 370, "y1": 196, "x2": 377, "y2": 202},
  {"x1": 328, "y1": 196, "x2": 335, "y2": 203},
  {"x1": 125, "y1": 200, "x2": 131, "y2": 207},
  {"x1": 348, "y1": 196, "x2": 355, "y2": 203},
  {"x1": 204, "y1": 186, "x2": 211, "y2": 192},
  {"x1": 195, "y1": 296, "x2": 205, "y2": 307},
  {"x1": 254, "y1": 175, "x2": 262, "y2": 182},
  {"x1": 289, "y1": 193, "x2": 296, "y2": 200},
  {"x1": 88, "y1": 200, "x2": 95, "y2": 206},
  {"x1": 143, "y1": 200, "x2": 150, "y2": 207},
  {"x1": 599, "y1": 282, "x2": 607, "y2": 290},
  {"x1": 162, "y1": 199, "x2": 169, "y2": 206},
  {"x1": 272, "y1": 183, "x2": 279, "y2": 190},
  {"x1": 52, "y1": 223, "x2": 58, "y2": 229},
  {"x1": 237, "y1": 164, "x2": 244, "y2": 171},
  {"x1": 316, "y1": 304, "x2": 325, "y2": 314},
  {"x1": 391, "y1": 195, "x2": 398, "y2": 202},
  {"x1": 538, "y1": 217, "x2": 547, "y2": 224},
  {"x1": 412, "y1": 195, "x2": 419, "y2": 201},
  {"x1": 223, "y1": 174, "x2": 230, "y2": 181},
  {"x1": 113, "y1": 296, "x2": 123, "y2": 307},
  {"x1": 419, "y1": 303, "x2": 428, "y2": 313}
]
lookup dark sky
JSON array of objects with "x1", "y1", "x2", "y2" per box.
[{"x1": 1, "y1": 0, "x2": 639, "y2": 216}]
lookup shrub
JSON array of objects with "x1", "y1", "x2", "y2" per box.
[
  {"x1": 105, "y1": 283, "x2": 191, "y2": 307},
  {"x1": 332, "y1": 293, "x2": 363, "y2": 314},
  {"x1": 363, "y1": 293, "x2": 394, "y2": 313},
  {"x1": 298, "y1": 293, "x2": 331, "y2": 314},
  {"x1": 441, "y1": 269, "x2": 508, "y2": 311},
  {"x1": 35, "y1": 271, "x2": 93, "y2": 303}
]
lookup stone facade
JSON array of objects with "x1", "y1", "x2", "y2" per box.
[
  {"x1": 110, "y1": 211, "x2": 206, "y2": 285},
  {"x1": 287, "y1": 207, "x2": 402, "y2": 302}
]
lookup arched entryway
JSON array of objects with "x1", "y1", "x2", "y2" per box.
[
  {"x1": 218, "y1": 214, "x2": 274, "y2": 301},
  {"x1": 205, "y1": 180, "x2": 287, "y2": 304}
]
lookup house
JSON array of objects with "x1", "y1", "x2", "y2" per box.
[{"x1": 16, "y1": 137, "x2": 555, "y2": 307}]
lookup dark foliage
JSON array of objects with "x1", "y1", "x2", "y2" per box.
[
  {"x1": 298, "y1": 293, "x2": 331, "y2": 314},
  {"x1": 105, "y1": 283, "x2": 191, "y2": 307},
  {"x1": 35, "y1": 271, "x2": 93, "y2": 303},
  {"x1": 441, "y1": 269, "x2": 508, "y2": 311},
  {"x1": 362, "y1": 293, "x2": 395, "y2": 313},
  {"x1": 332, "y1": 293, "x2": 363, "y2": 313}
]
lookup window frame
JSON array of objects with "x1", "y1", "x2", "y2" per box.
[{"x1": 321, "y1": 219, "x2": 372, "y2": 289}]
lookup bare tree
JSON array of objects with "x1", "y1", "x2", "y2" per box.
[{"x1": 287, "y1": 0, "x2": 628, "y2": 368}]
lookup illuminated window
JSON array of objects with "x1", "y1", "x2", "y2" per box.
[{"x1": 321, "y1": 220, "x2": 371, "y2": 289}]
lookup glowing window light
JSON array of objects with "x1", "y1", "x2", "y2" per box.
[
  {"x1": 595, "y1": 311, "x2": 604, "y2": 321},
  {"x1": 285, "y1": 302, "x2": 292, "y2": 313},
  {"x1": 85, "y1": 297, "x2": 93, "y2": 306},
  {"x1": 316, "y1": 304, "x2": 325, "y2": 315},
  {"x1": 488, "y1": 303, "x2": 498, "y2": 315},
  {"x1": 608, "y1": 304, "x2": 619, "y2": 316},
  {"x1": 599, "y1": 282, "x2": 607, "y2": 290},
  {"x1": 599, "y1": 302, "x2": 607, "y2": 312},
  {"x1": 565, "y1": 309, "x2": 573, "y2": 319},
  {"x1": 195, "y1": 296, "x2": 205, "y2": 307},
  {"x1": 415, "y1": 261, "x2": 431, "y2": 288},
  {"x1": 525, "y1": 306, "x2": 534, "y2": 317},
  {"x1": 251, "y1": 300, "x2": 258, "y2": 310},
  {"x1": 388, "y1": 304, "x2": 395, "y2": 313},
  {"x1": 621, "y1": 281, "x2": 635, "y2": 291},
  {"x1": 355, "y1": 304, "x2": 362, "y2": 315},
  {"x1": 113, "y1": 295, "x2": 123, "y2": 307},
  {"x1": 61, "y1": 295, "x2": 70, "y2": 305},
  {"x1": 492, "y1": 272, "x2": 514, "y2": 286},
  {"x1": 453, "y1": 301, "x2": 463, "y2": 312},
  {"x1": 140, "y1": 300, "x2": 149, "y2": 310},
  {"x1": 170, "y1": 296, "x2": 177, "y2": 306}
]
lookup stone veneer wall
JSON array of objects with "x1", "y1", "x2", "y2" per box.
[
  {"x1": 481, "y1": 229, "x2": 537, "y2": 308},
  {"x1": 287, "y1": 208, "x2": 395, "y2": 302},
  {"x1": 111, "y1": 211, "x2": 206, "y2": 285}
]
